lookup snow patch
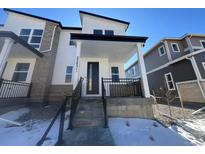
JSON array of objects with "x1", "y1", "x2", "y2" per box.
[{"x1": 109, "y1": 118, "x2": 192, "y2": 146}]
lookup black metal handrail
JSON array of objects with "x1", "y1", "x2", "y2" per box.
[
  {"x1": 68, "y1": 77, "x2": 83, "y2": 130},
  {"x1": 102, "y1": 78, "x2": 142, "y2": 97},
  {"x1": 36, "y1": 96, "x2": 69, "y2": 146},
  {"x1": 101, "y1": 78, "x2": 108, "y2": 128},
  {"x1": 0, "y1": 78, "x2": 32, "y2": 99}
]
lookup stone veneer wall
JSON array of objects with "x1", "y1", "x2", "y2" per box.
[
  {"x1": 30, "y1": 21, "x2": 61, "y2": 104},
  {"x1": 106, "y1": 97, "x2": 154, "y2": 118},
  {"x1": 48, "y1": 85, "x2": 73, "y2": 102}
]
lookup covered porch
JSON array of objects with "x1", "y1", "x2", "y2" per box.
[
  {"x1": 0, "y1": 31, "x2": 43, "y2": 99},
  {"x1": 71, "y1": 33, "x2": 150, "y2": 98}
]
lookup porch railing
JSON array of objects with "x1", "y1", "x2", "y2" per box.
[
  {"x1": 36, "y1": 96, "x2": 68, "y2": 146},
  {"x1": 0, "y1": 78, "x2": 32, "y2": 99},
  {"x1": 68, "y1": 77, "x2": 83, "y2": 130},
  {"x1": 101, "y1": 78, "x2": 108, "y2": 128},
  {"x1": 102, "y1": 78, "x2": 142, "y2": 97}
]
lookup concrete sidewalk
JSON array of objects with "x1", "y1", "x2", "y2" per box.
[{"x1": 63, "y1": 127, "x2": 115, "y2": 146}]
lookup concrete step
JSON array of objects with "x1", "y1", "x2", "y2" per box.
[{"x1": 73, "y1": 98, "x2": 105, "y2": 128}]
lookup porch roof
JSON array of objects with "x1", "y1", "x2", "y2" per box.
[
  {"x1": 70, "y1": 33, "x2": 148, "y2": 43},
  {"x1": 0, "y1": 31, "x2": 43, "y2": 57}
]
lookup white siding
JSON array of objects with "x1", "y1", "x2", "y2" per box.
[
  {"x1": 2, "y1": 58, "x2": 36, "y2": 83},
  {"x1": 82, "y1": 15, "x2": 126, "y2": 35},
  {"x1": 52, "y1": 30, "x2": 81, "y2": 85},
  {"x1": 3, "y1": 12, "x2": 46, "y2": 35}
]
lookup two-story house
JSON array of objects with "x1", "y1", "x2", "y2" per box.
[
  {"x1": 0, "y1": 9, "x2": 150, "y2": 104},
  {"x1": 126, "y1": 34, "x2": 205, "y2": 103}
]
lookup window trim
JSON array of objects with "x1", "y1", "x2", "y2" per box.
[
  {"x1": 202, "y1": 62, "x2": 205, "y2": 70},
  {"x1": 158, "y1": 45, "x2": 166, "y2": 56},
  {"x1": 164, "y1": 72, "x2": 175, "y2": 91},
  {"x1": 65, "y1": 66, "x2": 73, "y2": 83},
  {"x1": 171, "y1": 43, "x2": 180, "y2": 52},
  {"x1": 19, "y1": 28, "x2": 44, "y2": 50},
  {"x1": 104, "y1": 30, "x2": 114, "y2": 36},
  {"x1": 12, "y1": 63, "x2": 30, "y2": 82},
  {"x1": 111, "y1": 66, "x2": 119, "y2": 81},
  {"x1": 200, "y1": 40, "x2": 205, "y2": 48}
]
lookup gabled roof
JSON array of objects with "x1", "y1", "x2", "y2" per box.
[
  {"x1": 3, "y1": 8, "x2": 82, "y2": 31},
  {"x1": 0, "y1": 31, "x2": 43, "y2": 57},
  {"x1": 79, "y1": 10, "x2": 130, "y2": 31},
  {"x1": 70, "y1": 33, "x2": 148, "y2": 43}
]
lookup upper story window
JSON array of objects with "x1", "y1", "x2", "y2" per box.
[
  {"x1": 158, "y1": 45, "x2": 166, "y2": 56},
  {"x1": 111, "y1": 67, "x2": 119, "y2": 82},
  {"x1": 93, "y1": 29, "x2": 103, "y2": 35},
  {"x1": 12, "y1": 63, "x2": 30, "y2": 82},
  {"x1": 164, "y1": 73, "x2": 175, "y2": 91},
  {"x1": 171, "y1": 43, "x2": 180, "y2": 52},
  {"x1": 200, "y1": 40, "x2": 205, "y2": 48},
  {"x1": 19, "y1": 28, "x2": 43, "y2": 50},
  {"x1": 65, "y1": 66, "x2": 73, "y2": 83},
  {"x1": 105, "y1": 30, "x2": 114, "y2": 36}
]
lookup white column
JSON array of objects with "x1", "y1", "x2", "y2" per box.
[
  {"x1": 73, "y1": 41, "x2": 81, "y2": 89},
  {"x1": 0, "y1": 38, "x2": 14, "y2": 77},
  {"x1": 136, "y1": 43, "x2": 150, "y2": 98}
]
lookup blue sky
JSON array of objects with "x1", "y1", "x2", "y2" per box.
[{"x1": 0, "y1": 8, "x2": 205, "y2": 68}]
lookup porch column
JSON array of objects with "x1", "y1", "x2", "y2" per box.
[
  {"x1": 73, "y1": 41, "x2": 81, "y2": 89},
  {"x1": 136, "y1": 43, "x2": 150, "y2": 98},
  {"x1": 0, "y1": 38, "x2": 14, "y2": 77}
]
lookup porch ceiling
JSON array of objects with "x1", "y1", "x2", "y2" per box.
[{"x1": 80, "y1": 40, "x2": 137, "y2": 63}]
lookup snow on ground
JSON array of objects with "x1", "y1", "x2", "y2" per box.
[
  {"x1": 109, "y1": 118, "x2": 192, "y2": 146},
  {"x1": 0, "y1": 108, "x2": 70, "y2": 146},
  {"x1": 0, "y1": 108, "x2": 30, "y2": 127},
  {"x1": 170, "y1": 119, "x2": 205, "y2": 146}
]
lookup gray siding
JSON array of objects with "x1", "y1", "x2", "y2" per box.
[
  {"x1": 194, "y1": 51, "x2": 205, "y2": 79},
  {"x1": 190, "y1": 36, "x2": 205, "y2": 47},
  {"x1": 147, "y1": 59, "x2": 196, "y2": 94},
  {"x1": 145, "y1": 43, "x2": 169, "y2": 72},
  {"x1": 167, "y1": 39, "x2": 190, "y2": 60}
]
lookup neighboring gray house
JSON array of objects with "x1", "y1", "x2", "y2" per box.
[{"x1": 126, "y1": 34, "x2": 205, "y2": 103}]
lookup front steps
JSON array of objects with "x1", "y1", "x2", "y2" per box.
[{"x1": 72, "y1": 98, "x2": 104, "y2": 128}]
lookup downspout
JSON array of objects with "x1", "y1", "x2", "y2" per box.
[
  {"x1": 40, "y1": 25, "x2": 58, "y2": 53},
  {"x1": 186, "y1": 57, "x2": 205, "y2": 101}
]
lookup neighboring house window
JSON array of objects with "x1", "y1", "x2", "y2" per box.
[
  {"x1": 19, "y1": 28, "x2": 43, "y2": 50},
  {"x1": 158, "y1": 45, "x2": 166, "y2": 56},
  {"x1": 200, "y1": 40, "x2": 205, "y2": 48},
  {"x1": 69, "y1": 40, "x2": 76, "y2": 46},
  {"x1": 171, "y1": 43, "x2": 180, "y2": 52},
  {"x1": 93, "y1": 29, "x2": 103, "y2": 35},
  {"x1": 202, "y1": 62, "x2": 205, "y2": 70},
  {"x1": 12, "y1": 63, "x2": 30, "y2": 82},
  {"x1": 164, "y1": 73, "x2": 175, "y2": 90},
  {"x1": 111, "y1": 67, "x2": 119, "y2": 82},
  {"x1": 105, "y1": 30, "x2": 114, "y2": 36},
  {"x1": 65, "y1": 66, "x2": 73, "y2": 83}
]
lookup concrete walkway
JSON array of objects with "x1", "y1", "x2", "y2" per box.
[{"x1": 63, "y1": 127, "x2": 115, "y2": 146}]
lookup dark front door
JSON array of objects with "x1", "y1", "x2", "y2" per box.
[{"x1": 87, "y1": 62, "x2": 99, "y2": 94}]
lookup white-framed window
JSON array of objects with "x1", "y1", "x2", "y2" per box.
[
  {"x1": 158, "y1": 45, "x2": 166, "y2": 56},
  {"x1": 200, "y1": 40, "x2": 205, "y2": 48},
  {"x1": 69, "y1": 40, "x2": 76, "y2": 46},
  {"x1": 171, "y1": 43, "x2": 180, "y2": 52},
  {"x1": 19, "y1": 28, "x2": 44, "y2": 50},
  {"x1": 164, "y1": 73, "x2": 175, "y2": 90},
  {"x1": 111, "y1": 67, "x2": 119, "y2": 82},
  {"x1": 12, "y1": 63, "x2": 30, "y2": 82},
  {"x1": 65, "y1": 66, "x2": 73, "y2": 83},
  {"x1": 93, "y1": 29, "x2": 103, "y2": 35},
  {"x1": 202, "y1": 62, "x2": 205, "y2": 70}
]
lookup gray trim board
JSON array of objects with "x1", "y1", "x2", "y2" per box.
[{"x1": 0, "y1": 31, "x2": 43, "y2": 57}]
